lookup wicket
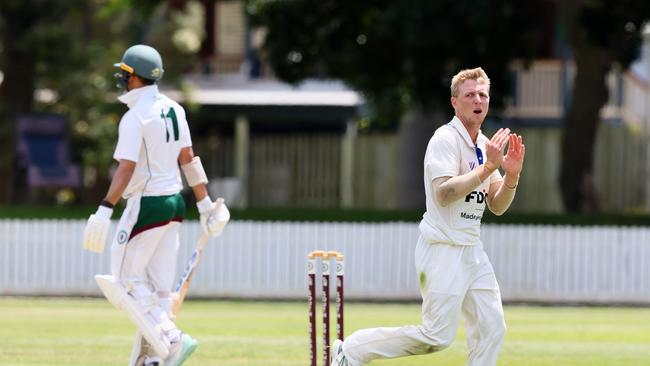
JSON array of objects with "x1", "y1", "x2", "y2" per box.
[{"x1": 308, "y1": 250, "x2": 345, "y2": 366}]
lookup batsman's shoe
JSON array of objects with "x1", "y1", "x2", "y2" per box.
[
  {"x1": 330, "y1": 339, "x2": 351, "y2": 366},
  {"x1": 165, "y1": 334, "x2": 198, "y2": 366}
]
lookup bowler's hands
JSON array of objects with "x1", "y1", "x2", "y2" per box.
[
  {"x1": 83, "y1": 206, "x2": 113, "y2": 253},
  {"x1": 197, "y1": 197, "x2": 230, "y2": 238},
  {"x1": 501, "y1": 133, "x2": 525, "y2": 177},
  {"x1": 484, "y1": 128, "x2": 511, "y2": 172}
]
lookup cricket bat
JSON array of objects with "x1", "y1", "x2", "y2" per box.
[
  {"x1": 173, "y1": 197, "x2": 223, "y2": 315},
  {"x1": 171, "y1": 231, "x2": 209, "y2": 315}
]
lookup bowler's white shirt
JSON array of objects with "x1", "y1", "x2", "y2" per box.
[
  {"x1": 419, "y1": 116, "x2": 502, "y2": 245},
  {"x1": 114, "y1": 85, "x2": 192, "y2": 198}
]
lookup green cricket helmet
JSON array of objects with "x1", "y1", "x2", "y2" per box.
[{"x1": 114, "y1": 44, "x2": 164, "y2": 88}]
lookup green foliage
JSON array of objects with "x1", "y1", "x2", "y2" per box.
[
  {"x1": 145, "y1": 1, "x2": 206, "y2": 84},
  {"x1": 246, "y1": 0, "x2": 547, "y2": 126},
  {"x1": 0, "y1": 0, "x2": 206, "y2": 203},
  {"x1": 573, "y1": 0, "x2": 650, "y2": 67}
]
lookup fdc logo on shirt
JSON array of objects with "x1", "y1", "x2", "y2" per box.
[{"x1": 465, "y1": 190, "x2": 487, "y2": 203}]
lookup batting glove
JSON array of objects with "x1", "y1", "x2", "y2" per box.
[
  {"x1": 83, "y1": 206, "x2": 113, "y2": 253},
  {"x1": 197, "y1": 197, "x2": 229, "y2": 238}
]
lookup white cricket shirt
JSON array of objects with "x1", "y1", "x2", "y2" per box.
[
  {"x1": 419, "y1": 116, "x2": 502, "y2": 246},
  {"x1": 114, "y1": 85, "x2": 192, "y2": 198}
]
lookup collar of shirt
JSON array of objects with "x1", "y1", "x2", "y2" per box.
[
  {"x1": 117, "y1": 84, "x2": 159, "y2": 109},
  {"x1": 449, "y1": 115, "x2": 481, "y2": 149}
]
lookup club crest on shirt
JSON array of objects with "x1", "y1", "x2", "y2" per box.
[
  {"x1": 469, "y1": 161, "x2": 477, "y2": 170},
  {"x1": 117, "y1": 230, "x2": 129, "y2": 244}
]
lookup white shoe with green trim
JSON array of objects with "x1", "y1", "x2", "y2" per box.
[{"x1": 165, "y1": 334, "x2": 198, "y2": 366}]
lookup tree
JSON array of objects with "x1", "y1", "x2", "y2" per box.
[
  {"x1": 246, "y1": 0, "x2": 547, "y2": 208},
  {"x1": 248, "y1": 0, "x2": 546, "y2": 125},
  {"x1": 558, "y1": 0, "x2": 650, "y2": 212},
  {"x1": 0, "y1": 0, "x2": 70, "y2": 202},
  {"x1": 0, "y1": 0, "x2": 205, "y2": 203}
]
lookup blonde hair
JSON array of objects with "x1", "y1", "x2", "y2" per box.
[{"x1": 450, "y1": 67, "x2": 490, "y2": 97}]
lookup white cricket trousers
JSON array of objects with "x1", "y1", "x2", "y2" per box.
[
  {"x1": 341, "y1": 235, "x2": 506, "y2": 366},
  {"x1": 111, "y1": 221, "x2": 181, "y2": 293},
  {"x1": 110, "y1": 221, "x2": 182, "y2": 342}
]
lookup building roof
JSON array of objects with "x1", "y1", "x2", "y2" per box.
[{"x1": 161, "y1": 74, "x2": 365, "y2": 107}]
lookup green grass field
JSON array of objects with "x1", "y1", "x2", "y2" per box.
[{"x1": 0, "y1": 298, "x2": 649, "y2": 366}]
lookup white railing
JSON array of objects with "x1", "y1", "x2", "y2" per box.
[
  {"x1": 508, "y1": 60, "x2": 650, "y2": 130},
  {"x1": 621, "y1": 71, "x2": 649, "y2": 132},
  {"x1": 510, "y1": 61, "x2": 565, "y2": 118},
  {"x1": 1, "y1": 220, "x2": 649, "y2": 304}
]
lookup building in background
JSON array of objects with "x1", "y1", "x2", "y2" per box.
[
  {"x1": 169, "y1": 1, "x2": 364, "y2": 209},
  {"x1": 172, "y1": 1, "x2": 650, "y2": 213}
]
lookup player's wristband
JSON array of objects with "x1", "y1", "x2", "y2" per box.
[{"x1": 100, "y1": 200, "x2": 114, "y2": 209}]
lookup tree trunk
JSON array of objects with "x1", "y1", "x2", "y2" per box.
[
  {"x1": 558, "y1": 0, "x2": 612, "y2": 213},
  {"x1": 560, "y1": 57, "x2": 609, "y2": 213},
  {"x1": 397, "y1": 106, "x2": 444, "y2": 210},
  {"x1": 0, "y1": 5, "x2": 38, "y2": 203}
]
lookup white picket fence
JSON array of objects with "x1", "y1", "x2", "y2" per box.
[{"x1": 1, "y1": 220, "x2": 649, "y2": 304}]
